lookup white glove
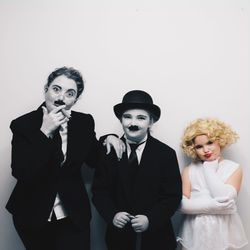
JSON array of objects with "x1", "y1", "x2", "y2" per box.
[
  {"x1": 203, "y1": 160, "x2": 237, "y2": 200},
  {"x1": 180, "y1": 195, "x2": 236, "y2": 215},
  {"x1": 113, "y1": 212, "x2": 131, "y2": 228},
  {"x1": 131, "y1": 215, "x2": 149, "y2": 232}
]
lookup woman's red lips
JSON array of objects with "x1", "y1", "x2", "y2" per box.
[{"x1": 204, "y1": 153, "x2": 212, "y2": 158}]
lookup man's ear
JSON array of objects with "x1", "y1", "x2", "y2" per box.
[
  {"x1": 149, "y1": 116, "x2": 155, "y2": 126},
  {"x1": 44, "y1": 85, "x2": 48, "y2": 92}
]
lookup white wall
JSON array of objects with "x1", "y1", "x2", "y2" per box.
[{"x1": 0, "y1": 0, "x2": 249, "y2": 249}]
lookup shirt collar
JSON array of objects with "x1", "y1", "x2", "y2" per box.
[{"x1": 125, "y1": 134, "x2": 148, "y2": 149}]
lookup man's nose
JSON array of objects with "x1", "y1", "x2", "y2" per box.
[
  {"x1": 130, "y1": 118, "x2": 137, "y2": 125},
  {"x1": 203, "y1": 145, "x2": 210, "y2": 152},
  {"x1": 58, "y1": 93, "x2": 65, "y2": 100}
]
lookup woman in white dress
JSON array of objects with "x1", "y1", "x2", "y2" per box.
[{"x1": 177, "y1": 118, "x2": 248, "y2": 250}]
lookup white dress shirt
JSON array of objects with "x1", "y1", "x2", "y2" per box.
[
  {"x1": 48, "y1": 117, "x2": 70, "y2": 221},
  {"x1": 125, "y1": 134, "x2": 148, "y2": 164}
]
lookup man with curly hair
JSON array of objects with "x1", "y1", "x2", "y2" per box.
[{"x1": 6, "y1": 67, "x2": 123, "y2": 250}]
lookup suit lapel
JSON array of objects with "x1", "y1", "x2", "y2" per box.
[
  {"x1": 118, "y1": 149, "x2": 132, "y2": 201},
  {"x1": 132, "y1": 136, "x2": 156, "y2": 198},
  {"x1": 63, "y1": 112, "x2": 80, "y2": 165},
  {"x1": 118, "y1": 136, "x2": 155, "y2": 203},
  {"x1": 138, "y1": 137, "x2": 153, "y2": 169}
]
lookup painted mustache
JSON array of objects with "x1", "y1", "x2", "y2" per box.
[
  {"x1": 128, "y1": 125, "x2": 140, "y2": 131},
  {"x1": 54, "y1": 100, "x2": 71, "y2": 119},
  {"x1": 54, "y1": 100, "x2": 65, "y2": 106}
]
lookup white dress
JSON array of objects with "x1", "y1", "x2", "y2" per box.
[{"x1": 177, "y1": 159, "x2": 248, "y2": 250}]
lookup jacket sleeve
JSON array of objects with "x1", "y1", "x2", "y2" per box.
[
  {"x1": 91, "y1": 150, "x2": 119, "y2": 225},
  {"x1": 10, "y1": 119, "x2": 59, "y2": 184},
  {"x1": 145, "y1": 150, "x2": 182, "y2": 232},
  {"x1": 85, "y1": 115, "x2": 119, "y2": 168},
  {"x1": 79, "y1": 114, "x2": 103, "y2": 169}
]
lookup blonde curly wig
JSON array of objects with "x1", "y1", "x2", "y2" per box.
[{"x1": 181, "y1": 118, "x2": 239, "y2": 159}]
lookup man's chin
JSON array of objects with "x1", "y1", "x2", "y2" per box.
[
  {"x1": 126, "y1": 131, "x2": 139, "y2": 137},
  {"x1": 126, "y1": 134, "x2": 143, "y2": 143}
]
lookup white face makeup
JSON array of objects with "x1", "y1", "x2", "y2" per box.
[
  {"x1": 121, "y1": 109, "x2": 153, "y2": 143},
  {"x1": 45, "y1": 75, "x2": 78, "y2": 112}
]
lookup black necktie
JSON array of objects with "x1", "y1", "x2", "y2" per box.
[
  {"x1": 128, "y1": 142, "x2": 146, "y2": 196},
  {"x1": 53, "y1": 127, "x2": 61, "y2": 141},
  {"x1": 128, "y1": 144, "x2": 139, "y2": 167},
  {"x1": 128, "y1": 140, "x2": 146, "y2": 166},
  {"x1": 53, "y1": 128, "x2": 64, "y2": 164}
]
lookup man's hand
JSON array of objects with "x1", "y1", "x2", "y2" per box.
[
  {"x1": 113, "y1": 212, "x2": 131, "y2": 228},
  {"x1": 40, "y1": 106, "x2": 69, "y2": 137},
  {"x1": 131, "y1": 215, "x2": 149, "y2": 232},
  {"x1": 104, "y1": 135, "x2": 126, "y2": 160}
]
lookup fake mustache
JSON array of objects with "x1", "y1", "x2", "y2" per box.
[
  {"x1": 128, "y1": 125, "x2": 140, "y2": 131},
  {"x1": 54, "y1": 100, "x2": 65, "y2": 106}
]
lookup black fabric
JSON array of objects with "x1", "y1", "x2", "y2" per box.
[
  {"x1": 6, "y1": 103, "x2": 102, "y2": 245},
  {"x1": 92, "y1": 135, "x2": 182, "y2": 250},
  {"x1": 128, "y1": 144, "x2": 139, "y2": 165},
  {"x1": 53, "y1": 128, "x2": 61, "y2": 146},
  {"x1": 128, "y1": 143, "x2": 140, "y2": 197},
  {"x1": 51, "y1": 210, "x2": 57, "y2": 222},
  {"x1": 13, "y1": 216, "x2": 90, "y2": 250},
  {"x1": 53, "y1": 128, "x2": 64, "y2": 164},
  {"x1": 113, "y1": 90, "x2": 161, "y2": 121},
  {"x1": 128, "y1": 140, "x2": 146, "y2": 166}
]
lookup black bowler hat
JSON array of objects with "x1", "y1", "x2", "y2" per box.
[{"x1": 113, "y1": 90, "x2": 161, "y2": 122}]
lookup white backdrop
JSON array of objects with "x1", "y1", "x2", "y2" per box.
[{"x1": 0, "y1": 0, "x2": 249, "y2": 249}]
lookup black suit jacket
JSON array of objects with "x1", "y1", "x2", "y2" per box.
[
  {"x1": 92, "y1": 135, "x2": 182, "y2": 250},
  {"x1": 6, "y1": 104, "x2": 100, "y2": 229}
]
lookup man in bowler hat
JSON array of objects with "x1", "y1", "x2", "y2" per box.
[{"x1": 92, "y1": 90, "x2": 182, "y2": 250}]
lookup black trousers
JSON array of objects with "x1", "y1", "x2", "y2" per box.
[
  {"x1": 105, "y1": 226, "x2": 177, "y2": 250},
  {"x1": 13, "y1": 216, "x2": 90, "y2": 250}
]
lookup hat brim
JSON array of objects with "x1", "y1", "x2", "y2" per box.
[{"x1": 113, "y1": 103, "x2": 161, "y2": 122}]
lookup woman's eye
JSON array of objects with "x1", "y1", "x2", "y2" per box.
[
  {"x1": 207, "y1": 141, "x2": 214, "y2": 145},
  {"x1": 122, "y1": 114, "x2": 131, "y2": 119},
  {"x1": 66, "y1": 91, "x2": 76, "y2": 97},
  {"x1": 194, "y1": 145, "x2": 202, "y2": 150},
  {"x1": 138, "y1": 116, "x2": 146, "y2": 120},
  {"x1": 52, "y1": 86, "x2": 60, "y2": 92}
]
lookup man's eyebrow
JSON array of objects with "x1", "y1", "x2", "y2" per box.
[{"x1": 51, "y1": 84, "x2": 61, "y2": 88}]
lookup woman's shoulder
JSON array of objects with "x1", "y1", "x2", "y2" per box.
[
  {"x1": 182, "y1": 161, "x2": 202, "y2": 175},
  {"x1": 187, "y1": 160, "x2": 203, "y2": 169},
  {"x1": 183, "y1": 161, "x2": 205, "y2": 181},
  {"x1": 71, "y1": 111, "x2": 94, "y2": 121},
  {"x1": 218, "y1": 159, "x2": 240, "y2": 180},
  {"x1": 220, "y1": 159, "x2": 239, "y2": 171},
  {"x1": 10, "y1": 108, "x2": 41, "y2": 132}
]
